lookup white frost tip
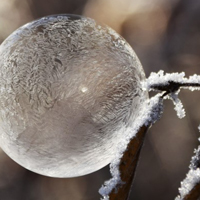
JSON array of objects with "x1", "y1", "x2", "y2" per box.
[{"x1": 168, "y1": 93, "x2": 185, "y2": 119}]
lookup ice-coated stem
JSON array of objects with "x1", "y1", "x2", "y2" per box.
[
  {"x1": 183, "y1": 183, "x2": 200, "y2": 200},
  {"x1": 176, "y1": 146, "x2": 200, "y2": 200},
  {"x1": 150, "y1": 81, "x2": 200, "y2": 97},
  {"x1": 147, "y1": 71, "x2": 200, "y2": 96},
  {"x1": 108, "y1": 125, "x2": 149, "y2": 200},
  {"x1": 100, "y1": 94, "x2": 164, "y2": 200}
]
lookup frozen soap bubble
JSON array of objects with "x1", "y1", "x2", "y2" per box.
[{"x1": 0, "y1": 14, "x2": 148, "y2": 177}]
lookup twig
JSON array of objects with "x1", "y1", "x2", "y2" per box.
[
  {"x1": 176, "y1": 146, "x2": 200, "y2": 200},
  {"x1": 99, "y1": 94, "x2": 163, "y2": 200},
  {"x1": 108, "y1": 125, "x2": 149, "y2": 200},
  {"x1": 150, "y1": 81, "x2": 200, "y2": 97},
  {"x1": 183, "y1": 183, "x2": 200, "y2": 200},
  {"x1": 150, "y1": 78, "x2": 200, "y2": 200},
  {"x1": 100, "y1": 72, "x2": 200, "y2": 200}
]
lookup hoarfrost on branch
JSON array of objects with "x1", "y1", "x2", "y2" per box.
[{"x1": 100, "y1": 71, "x2": 200, "y2": 199}]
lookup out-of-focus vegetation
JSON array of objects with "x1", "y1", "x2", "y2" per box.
[{"x1": 0, "y1": 0, "x2": 200, "y2": 199}]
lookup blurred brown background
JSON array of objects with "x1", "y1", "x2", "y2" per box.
[{"x1": 0, "y1": 0, "x2": 200, "y2": 199}]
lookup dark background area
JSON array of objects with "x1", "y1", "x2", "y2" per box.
[{"x1": 0, "y1": 0, "x2": 200, "y2": 199}]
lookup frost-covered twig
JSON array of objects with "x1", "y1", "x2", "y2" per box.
[
  {"x1": 149, "y1": 71, "x2": 200, "y2": 200},
  {"x1": 99, "y1": 95, "x2": 163, "y2": 200},
  {"x1": 176, "y1": 145, "x2": 200, "y2": 200},
  {"x1": 99, "y1": 71, "x2": 200, "y2": 200},
  {"x1": 148, "y1": 70, "x2": 200, "y2": 118},
  {"x1": 147, "y1": 71, "x2": 200, "y2": 95}
]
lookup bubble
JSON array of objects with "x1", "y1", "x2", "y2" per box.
[{"x1": 0, "y1": 14, "x2": 148, "y2": 177}]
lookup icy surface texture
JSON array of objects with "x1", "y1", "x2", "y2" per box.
[
  {"x1": 0, "y1": 14, "x2": 148, "y2": 177},
  {"x1": 99, "y1": 94, "x2": 163, "y2": 199}
]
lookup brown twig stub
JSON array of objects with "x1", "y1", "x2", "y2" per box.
[{"x1": 109, "y1": 125, "x2": 149, "y2": 200}]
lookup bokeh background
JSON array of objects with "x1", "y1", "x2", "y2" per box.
[{"x1": 0, "y1": 0, "x2": 200, "y2": 199}]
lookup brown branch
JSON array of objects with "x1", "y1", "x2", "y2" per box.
[
  {"x1": 183, "y1": 183, "x2": 200, "y2": 200},
  {"x1": 108, "y1": 125, "x2": 149, "y2": 200}
]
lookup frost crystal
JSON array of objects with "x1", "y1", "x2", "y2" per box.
[
  {"x1": 147, "y1": 70, "x2": 185, "y2": 90},
  {"x1": 147, "y1": 70, "x2": 200, "y2": 91},
  {"x1": 169, "y1": 92, "x2": 186, "y2": 119}
]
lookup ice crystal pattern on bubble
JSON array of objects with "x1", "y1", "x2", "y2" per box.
[{"x1": 0, "y1": 15, "x2": 147, "y2": 177}]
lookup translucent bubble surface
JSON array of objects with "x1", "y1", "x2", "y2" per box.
[{"x1": 0, "y1": 14, "x2": 148, "y2": 177}]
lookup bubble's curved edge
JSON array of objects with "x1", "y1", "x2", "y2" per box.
[{"x1": 0, "y1": 141, "x2": 111, "y2": 178}]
